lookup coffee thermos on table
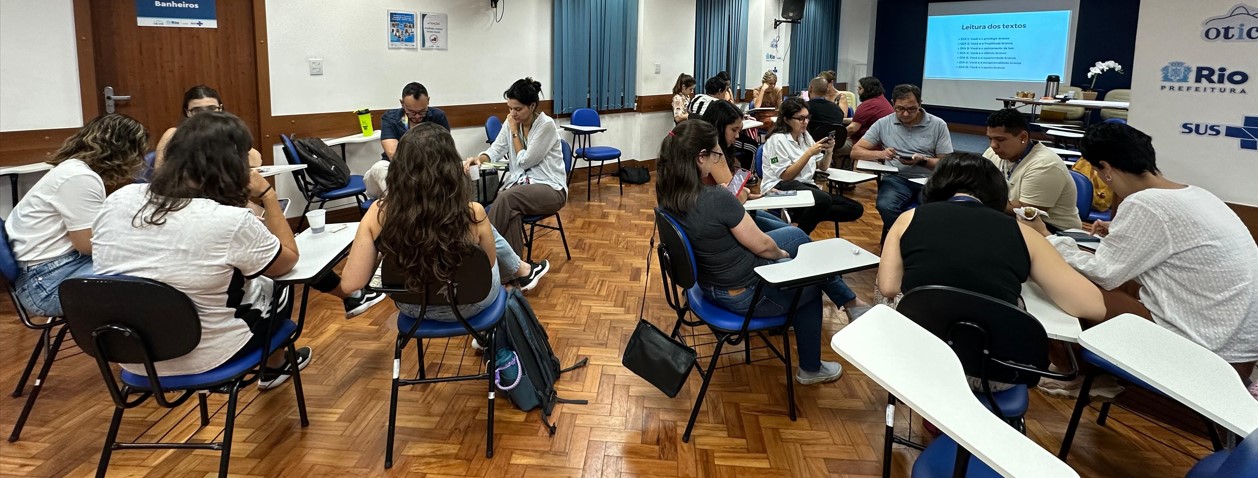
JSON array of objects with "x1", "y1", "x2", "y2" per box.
[{"x1": 1044, "y1": 75, "x2": 1060, "y2": 99}]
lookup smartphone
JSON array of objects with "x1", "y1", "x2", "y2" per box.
[
  {"x1": 726, "y1": 168, "x2": 752, "y2": 196},
  {"x1": 825, "y1": 130, "x2": 837, "y2": 143},
  {"x1": 261, "y1": 198, "x2": 292, "y2": 219},
  {"x1": 1057, "y1": 230, "x2": 1101, "y2": 243}
]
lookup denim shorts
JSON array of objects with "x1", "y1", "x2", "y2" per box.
[{"x1": 14, "y1": 251, "x2": 94, "y2": 317}]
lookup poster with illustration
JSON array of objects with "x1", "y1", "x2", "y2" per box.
[{"x1": 388, "y1": 10, "x2": 417, "y2": 50}]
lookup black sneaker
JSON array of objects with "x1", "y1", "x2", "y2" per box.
[
  {"x1": 258, "y1": 346, "x2": 312, "y2": 391},
  {"x1": 516, "y1": 259, "x2": 550, "y2": 291},
  {"x1": 344, "y1": 290, "x2": 386, "y2": 318}
]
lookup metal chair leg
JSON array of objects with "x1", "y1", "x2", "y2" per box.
[
  {"x1": 1096, "y1": 401, "x2": 1112, "y2": 426},
  {"x1": 525, "y1": 221, "x2": 537, "y2": 263},
  {"x1": 218, "y1": 383, "x2": 240, "y2": 478},
  {"x1": 555, "y1": 214, "x2": 571, "y2": 260},
  {"x1": 416, "y1": 338, "x2": 427, "y2": 381},
  {"x1": 882, "y1": 394, "x2": 895, "y2": 478},
  {"x1": 12, "y1": 328, "x2": 47, "y2": 397},
  {"x1": 9, "y1": 326, "x2": 67, "y2": 442},
  {"x1": 683, "y1": 340, "x2": 726, "y2": 443},
  {"x1": 782, "y1": 328, "x2": 796, "y2": 421},
  {"x1": 96, "y1": 404, "x2": 125, "y2": 478},
  {"x1": 1058, "y1": 371, "x2": 1097, "y2": 461},
  {"x1": 386, "y1": 334, "x2": 403, "y2": 469},
  {"x1": 485, "y1": 329, "x2": 496, "y2": 458},
  {"x1": 616, "y1": 157, "x2": 623, "y2": 195},
  {"x1": 287, "y1": 344, "x2": 310, "y2": 427},
  {"x1": 1204, "y1": 415, "x2": 1223, "y2": 451},
  {"x1": 198, "y1": 391, "x2": 210, "y2": 426}
]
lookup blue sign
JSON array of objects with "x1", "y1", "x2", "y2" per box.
[
  {"x1": 1181, "y1": 115, "x2": 1258, "y2": 152},
  {"x1": 136, "y1": 0, "x2": 217, "y2": 29}
]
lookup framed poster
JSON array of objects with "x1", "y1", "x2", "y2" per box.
[
  {"x1": 421, "y1": 12, "x2": 448, "y2": 50},
  {"x1": 388, "y1": 10, "x2": 417, "y2": 50}
]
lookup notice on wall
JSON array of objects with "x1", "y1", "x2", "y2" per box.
[
  {"x1": 421, "y1": 12, "x2": 448, "y2": 50},
  {"x1": 136, "y1": 0, "x2": 217, "y2": 29},
  {"x1": 388, "y1": 10, "x2": 417, "y2": 50}
]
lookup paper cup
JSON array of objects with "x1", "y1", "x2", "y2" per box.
[
  {"x1": 306, "y1": 209, "x2": 326, "y2": 234},
  {"x1": 468, "y1": 163, "x2": 481, "y2": 181}
]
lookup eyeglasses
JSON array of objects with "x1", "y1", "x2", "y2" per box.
[
  {"x1": 700, "y1": 149, "x2": 725, "y2": 160},
  {"x1": 791, "y1": 115, "x2": 811, "y2": 122},
  {"x1": 404, "y1": 108, "x2": 428, "y2": 118},
  {"x1": 187, "y1": 105, "x2": 224, "y2": 114},
  {"x1": 894, "y1": 106, "x2": 921, "y2": 114}
]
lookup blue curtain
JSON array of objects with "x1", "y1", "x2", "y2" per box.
[
  {"x1": 553, "y1": 0, "x2": 639, "y2": 114},
  {"x1": 788, "y1": 0, "x2": 842, "y2": 92},
  {"x1": 694, "y1": 0, "x2": 749, "y2": 95}
]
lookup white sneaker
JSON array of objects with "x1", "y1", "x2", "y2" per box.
[{"x1": 796, "y1": 360, "x2": 843, "y2": 385}]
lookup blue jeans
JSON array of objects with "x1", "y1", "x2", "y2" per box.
[
  {"x1": 396, "y1": 267, "x2": 502, "y2": 322},
  {"x1": 14, "y1": 251, "x2": 93, "y2": 317},
  {"x1": 701, "y1": 283, "x2": 825, "y2": 371},
  {"x1": 753, "y1": 210, "x2": 790, "y2": 232},
  {"x1": 493, "y1": 226, "x2": 522, "y2": 281},
  {"x1": 876, "y1": 175, "x2": 923, "y2": 239}
]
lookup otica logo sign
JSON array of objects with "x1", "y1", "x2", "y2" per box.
[
  {"x1": 1181, "y1": 115, "x2": 1258, "y2": 151},
  {"x1": 1202, "y1": 4, "x2": 1258, "y2": 41},
  {"x1": 1160, "y1": 61, "x2": 1249, "y2": 94}
]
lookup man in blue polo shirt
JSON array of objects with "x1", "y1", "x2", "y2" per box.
[
  {"x1": 365, "y1": 82, "x2": 450, "y2": 197},
  {"x1": 851, "y1": 84, "x2": 953, "y2": 242}
]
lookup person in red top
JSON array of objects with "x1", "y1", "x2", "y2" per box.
[{"x1": 846, "y1": 76, "x2": 894, "y2": 143}]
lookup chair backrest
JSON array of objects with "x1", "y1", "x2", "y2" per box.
[
  {"x1": 279, "y1": 134, "x2": 303, "y2": 165},
  {"x1": 0, "y1": 217, "x2": 20, "y2": 284},
  {"x1": 561, "y1": 139, "x2": 574, "y2": 175},
  {"x1": 654, "y1": 208, "x2": 698, "y2": 290},
  {"x1": 1069, "y1": 170, "x2": 1093, "y2": 222},
  {"x1": 807, "y1": 122, "x2": 848, "y2": 144},
  {"x1": 485, "y1": 115, "x2": 502, "y2": 143},
  {"x1": 60, "y1": 275, "x2": 201, "y2": 364},
  {"x1": 837, "y1": 91, "x2": 857, "y2": 116},
  {"x1": 1207, "y1": 427, "x2": 1258, "y2": 477},
  {"x1": 897, "y1": 286, "x2": 1051, "y2": 387},
  {"x1": 279, "y1": 134, "x2": 315, "y2": 198},
  {"x1": 1103, "y1": 88, "x2": 1131, "y2": 102},
  {"x1": 378, "y1": 247, "x2": 494, "y2": 308},
  {"x1": 1102, "y1": 117, "x2": 1127, "y2": 125},
  {"x1": 754, "y1": 146, "x2": 765, "y2": 177},
  {"x1": 572, "y1": 108, "x2": 601, "y2": 128}
]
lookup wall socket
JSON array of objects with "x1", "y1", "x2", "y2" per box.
[
  {"x1": 308, "y1": 58, "x2": 324, "y2": 76},
  {"x1": 654, "y1": 62, "x2": 661, "y2": 74}
]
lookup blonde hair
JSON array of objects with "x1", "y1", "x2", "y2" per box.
[
  {"x1": 762, "y1": 71, "x2": 777, "y2": 84},
  {"x1": 759, "y1": 71, "x2": 782, "y2": 108},
  {"x1": 49, "y1": 113, "x2": 148, "y2": 191}
]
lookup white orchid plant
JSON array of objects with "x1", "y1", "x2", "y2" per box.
[{"x1": 1086, "y1": 60, "x2": 1124, "y2": 90}]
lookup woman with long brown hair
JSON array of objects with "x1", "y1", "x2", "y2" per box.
[
  {"x1": 333, "y1": 122, "x2": 501, "y2": 320},
  {"x1": 5, "y1": 113, "x2": 147, "y2": 317}
]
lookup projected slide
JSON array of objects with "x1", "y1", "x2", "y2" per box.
[{"x1": 924, "y1": 11, "x2": 1071, "y2": 82}]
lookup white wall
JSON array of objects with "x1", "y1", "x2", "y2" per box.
[
  {"x1": 0, "y1": 0, "x2": 83, "y2": 133},
  {"x1": 747, "y1": 0, "x2": 792, "y2": 90},
  {"x1": 838, "y1": 0, "x2": 876, "y2": 91}
]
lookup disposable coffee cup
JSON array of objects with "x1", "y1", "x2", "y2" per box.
[
  {"x1": 468, "y1": 163, "x2": 481, "y2": 181},
  {"x1": 306, "y1": 209, "x2": 327, "y2": 234}
]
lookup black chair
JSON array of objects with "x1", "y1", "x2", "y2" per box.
[
  {"x1": 59, "y1": 275, "x2": 308, "y2": 478},
  {"x1": 0, "y1": 217, "x2": 68, "y2": 442},
  {"x1": 369, "y1": 249, "x2": 507, "y2": 467},
  {"x1": 891, "y1": 286, "x2": 1077, "y2": 478},
  {"x1": 656, "y1": 208, "x2": 840, "y2": 442}
]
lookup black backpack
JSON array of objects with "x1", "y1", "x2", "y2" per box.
[
  {"x1": 618, "y1": 166, "x2": 650, "y2": 184},
  {"x1": 495, "y1": 288, "x2": 588, "y2": 434},
  {"x1": 287, "y1": 137, "x2": 351, "y2": 196}
]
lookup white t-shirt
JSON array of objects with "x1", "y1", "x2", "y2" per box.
[
  {"x1": 1048, "y1": 185, "x2": 1258, "y2": 362},
  {"x1": 761, "y1": 132, "x2": 821, "y2": 192},
  {"x1": 92, "y1": 184, "x2": 282, "y2": 376},
  {"x1": 5, "y1": 159, "x2": 105, "y2": 263}
]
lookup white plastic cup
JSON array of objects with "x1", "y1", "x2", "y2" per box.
[
  {"x1": 468, "y1": 163, "x2": 481, "y2": 181},
  {"x1": 306, "y1": 209, "x2": 326, "y2": 234}
]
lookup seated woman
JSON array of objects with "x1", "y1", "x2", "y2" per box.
[
  {"x1": 878, "y1": 152, "x2": 1106, "y2": 391},
  {"x1": 761, "y1": 98, "x2": 864, "y2": 234},
  {"x1": 465, "y1": 78, "x2": 567, "y2": 261},
  {"x1": 155, "y1": 85, "x2": 262, "y2": 170},
  {"x1": 657, "y1": 120, "x2": 871, "y2": 384},
  {"x1": 671, "y1": 73, "x2": 696, "y2": 124},
  {"x1": 333, "y1": 122, "x2": 503, "y2": 323},
  {"x1": 5, "y1": 113, "x2": 146, "y2": 317},
  {"x1": 752, "y1": 71, "x2": 783, "y2": 111},
  {"x1": 1028, "y1": 122, "x2": 1258, "y2": 385},
  {"x1": 92, "y1": 112, "x2": 309, "y2": 390},
  {"x1": 698, "y1": 100, "x2": 788, "y2": 232}
]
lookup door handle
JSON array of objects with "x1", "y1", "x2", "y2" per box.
[{"x1": 103, "y1": 86, "x2": 131, "y2": 113}]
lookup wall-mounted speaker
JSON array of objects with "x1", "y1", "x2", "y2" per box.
[{"x1": 781, "y1": 0, "x2": 805, "y2": 21}]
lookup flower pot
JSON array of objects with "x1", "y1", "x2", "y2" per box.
[{"x1": 1080, "y1": 90, "x2": 1099, "y2": 100}]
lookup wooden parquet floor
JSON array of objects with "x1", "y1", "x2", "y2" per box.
[{"x1": 0, "y1": 176, "x2": 1219, "y2": 477}]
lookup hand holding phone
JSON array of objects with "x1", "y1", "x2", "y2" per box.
[{"x1": 725, "y1": 168, "x2": 752, "y2": 196}]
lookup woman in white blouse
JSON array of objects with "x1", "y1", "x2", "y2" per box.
[
  {"x1": 465, "y1": 78, "x2": 568, "y2": 258},
  {"x1": 761, "y1": 97, "x2": 864, "y2": 234},
  {"x1": 671, "y1": 74, "x2": 696, "y2": 124},
  {"x1": 1024, "y1": 122, "x2": 1258, "y2": 382}
]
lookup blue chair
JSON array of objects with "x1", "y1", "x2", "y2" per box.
[
  {"x1": 1, "y1": 218, "x2": 68, "y2": 443},
  {"x1": 369, "y1": 249, "x2": 506, "y2": 467},
  {"x1": 1188, "y1": 428, "x2": 1257, "y2": 478},
  {"x1": 1069, "y1": 170, "x2": 1113, "y2": 223},
  {"x1": 657, "y1": 208, "x2": 840, "y2": 442},
  {"x1": 570, "y1": 108, "x2": 622, "y2": 200},
  {"x1": 485, "y1": 115, "x2": 502, "y2": 144},
  {"x1": 279, "y1": 134, "x2": 369, "y2": 229},
  {"x1": 59, "y1": 275, "x2": 307, "y2": 478},
  {"x1": 522, "y1": 139, "x2": 573, "y2": 261},
  {"x1": 135, "y1": 151, "x2": 157, "y2": 183}
]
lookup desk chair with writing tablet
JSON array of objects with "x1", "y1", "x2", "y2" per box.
[
  {"x1": 1, "y1": 218, "x2": 68, "y2": 442},
  {"x1": 569, "y1": 108, "x2": 622, "y2": 200},
  {"x1": 279, "y1": 134, "x2": 369, "y2": 229},
  {"x1": 59, "y1": 275, "x2": 307, "y2": 478}
]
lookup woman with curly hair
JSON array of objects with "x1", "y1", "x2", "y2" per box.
[
  {"x1": 333, "y1": 122, "x2": 502, "y2": 321},
  {"x1": 4, "y1": 113, "x2": 146, "y2": 317}
]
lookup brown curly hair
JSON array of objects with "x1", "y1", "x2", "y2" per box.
[{"x1": 48, "y1": 113, "x2": 147, "y2": 192}]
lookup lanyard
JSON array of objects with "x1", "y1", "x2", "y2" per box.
[
  {"x1": 1003, "y1": 143, "x2": 1036, "y2": 180},
  {"x1": 948, "y1": 195, "x2": 982, "y2": 204}
]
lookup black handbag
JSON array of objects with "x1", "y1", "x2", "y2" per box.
[{"x1": 622, "y1": 318, "x2": 695, "y2": 398}]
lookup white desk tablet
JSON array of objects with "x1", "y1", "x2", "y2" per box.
[
  {"x1": 1080, "y1": 314, "x2": 1258, "y2": 437},
  {"x1": 832, "y1": 305, "x2": 1080, "y2": 478},
  {"x1": 824, "y1": 168, "x2": 877, "y2": 185},
  {"x1": 754, "y1": 238, "x2": 879, "y2": 285},
  {"x1": 744, "y1": 193, "x2": 814, "y2": 211},
  {"x1": 1020, "y1": 281, "x2": 1084, "y2": 343},
  {"x1": 855, "y1": 160, "x2": 899, "y2": 174},
  {"x1": 560, "y1": 124, "x2": 608, "y2": 134},
  {"x1": 741, "y1": 119, "x2": 764, "y2": 130},
  {"x1": 275, "y1": 222, "x2": 360, "y2": 284},
  {"x1": 256, "y1": 164, "x2": 307, "y2": 178}
]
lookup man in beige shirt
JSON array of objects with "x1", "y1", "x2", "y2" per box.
[{"x1": 981, "y1": 109, "x2": 1082, "y2": 232}]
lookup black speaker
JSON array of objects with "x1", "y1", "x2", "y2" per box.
[{"x1": 781, "y1": 0, "x2": 805, "y2": 21}]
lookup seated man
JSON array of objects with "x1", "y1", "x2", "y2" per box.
[
  {"x1": 981, "y1": 109, "x2": 1081, "y2": 233},
  {"x1": 364, "y1": 82, "x2": 451, "y2": 198},
  {"x1": 851, "y1": 84, "x2": 953, "y2": 242},
  {"x1": 804, "y1": 77, "x2": 851, "y2": 168}
]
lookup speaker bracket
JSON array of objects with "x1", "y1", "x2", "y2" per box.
[{"x1": 773, "y1": 18, "x2": 800, "y2": 29}]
